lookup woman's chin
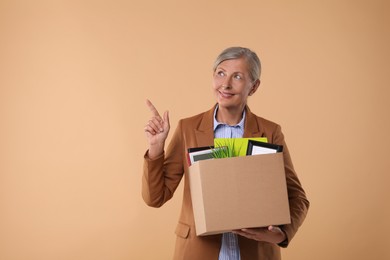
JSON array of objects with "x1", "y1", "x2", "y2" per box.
[{"x1": 217, "y1": 102, "x2": 239, "y2": 110}]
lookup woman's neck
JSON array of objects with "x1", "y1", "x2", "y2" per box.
[{"x1": 216, "y1": 105, "x2": 245, "y2": 125}]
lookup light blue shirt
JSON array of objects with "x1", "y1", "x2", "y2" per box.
[{"x1": 214, "y1": 106, "x2": 245, "y2": 260}]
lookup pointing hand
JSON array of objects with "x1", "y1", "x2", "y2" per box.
[{"x1": 144, "y1": 99, "x2": 170, "y2": 158}]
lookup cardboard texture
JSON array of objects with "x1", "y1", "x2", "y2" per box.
[{"x1": 189, "y1": 153, "x2": 291, "y2": 236}]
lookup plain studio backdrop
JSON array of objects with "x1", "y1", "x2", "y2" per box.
[{"x1": 0, "y1": 1, "x2": 389, "y2": 259}]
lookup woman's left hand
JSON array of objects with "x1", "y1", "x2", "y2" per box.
[{"x1": 233, "y1": 226, "x2": 286, "y2": 244}]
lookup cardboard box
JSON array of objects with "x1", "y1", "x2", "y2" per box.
[{"x1": 188, "y1": 153, "x2": 290, "y2": 236}]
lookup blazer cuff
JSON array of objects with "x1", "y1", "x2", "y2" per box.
[
  {"x1": 277, "y1": 227, "x2": 289, "y2": 248},
  {"x1": 144, "y1": 150, "x2": 164, "y2": 161}
]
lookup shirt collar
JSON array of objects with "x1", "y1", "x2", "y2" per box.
[{"x1": 213, "y1": 105, "x2": 246, "y2": 131}]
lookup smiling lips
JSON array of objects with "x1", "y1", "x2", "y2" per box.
[{"x1": 219, "y1": 90, "x2": 234, "y2": 98}]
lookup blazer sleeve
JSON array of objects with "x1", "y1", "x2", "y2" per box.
[
  {"x1": 142, "y1": 120, "x2": 185, "y2": 208},
  {"x1": 272, "y1": 125, "x2": 310, "y2": 247}
]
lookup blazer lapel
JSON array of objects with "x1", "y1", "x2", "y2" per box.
[
  {"x1": 194, "y1": 105, "x2": 216, "y2": 147},
  {"x1": 243, "y1": 106, "x2": 263, "y2": 138}
]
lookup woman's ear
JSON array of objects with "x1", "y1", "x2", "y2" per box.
[{"x1": 249, "y1": 79, "x2": 260, "y2": 96}]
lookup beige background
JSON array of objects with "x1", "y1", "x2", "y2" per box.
[{"x1": 1, "y1": 0, "x2": 389, "y2": 259}]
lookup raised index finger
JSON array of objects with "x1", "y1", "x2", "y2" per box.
[{"x1": 146, "y1": 99, "x2": 161, "y2": 117}]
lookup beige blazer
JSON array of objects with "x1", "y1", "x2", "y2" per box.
[{"x1": 143, "y1": 105, "x2": 309, "y2": 260}]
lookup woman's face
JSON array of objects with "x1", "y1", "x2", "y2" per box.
[{"x1": 213, "y1": 58, "x2": 259, "y2": 111}]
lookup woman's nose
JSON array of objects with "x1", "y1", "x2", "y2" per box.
[{"x1": 221, "y1": 77, "x2": 232, "y2": 89}]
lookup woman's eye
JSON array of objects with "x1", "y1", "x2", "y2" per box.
[
  {"x1": 217, "y1": 71, "x2": 225, "y2": 77},
  {"x1": 234, "y1": 75, "x2": 242, "y2": 80}
]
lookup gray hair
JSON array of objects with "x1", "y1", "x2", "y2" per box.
[{"x1": 212, "y1": 47, "x2": 261, "y2": 82}]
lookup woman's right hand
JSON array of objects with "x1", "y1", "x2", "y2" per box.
[{"x1": 144, "y1": 99, "x2": 170, "y2": 159}]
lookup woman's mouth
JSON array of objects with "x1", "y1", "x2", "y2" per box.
[{"x1": 219, "y1": 91, "x2": 234, "y2": 98}]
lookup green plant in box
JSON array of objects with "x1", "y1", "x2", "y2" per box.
[{"x1": 212, "y1": 138, "x2": 241, "y2": 159}]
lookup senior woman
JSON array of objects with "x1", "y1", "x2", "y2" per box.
[{"x1": 143, "y1": 47, "x2": 309, "y2": 260}]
